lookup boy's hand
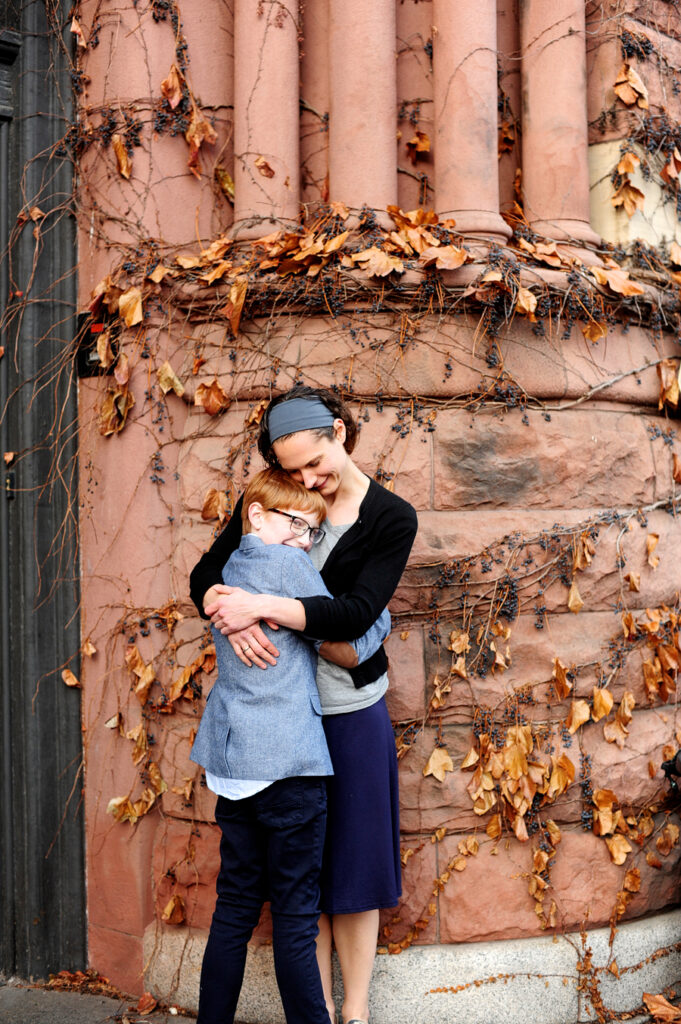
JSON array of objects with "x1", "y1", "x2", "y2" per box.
[
  {"x1": 228, "y1": 625, "x2": 280, "y2": 669},
  {"x1": 318, "y1": 640, "x2": 359, "y2": 670}
]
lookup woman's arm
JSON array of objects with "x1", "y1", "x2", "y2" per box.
[
  {"x1": 300, "y1": 500, "x2": 417, "y2": 641},
  {"x1": 189, "y1": 495, "x2": 244, "y2": 618}
]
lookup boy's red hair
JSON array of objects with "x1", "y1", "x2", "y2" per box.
[{"x1": 241, "y1": 469, "x2": 327, "y2": 532}]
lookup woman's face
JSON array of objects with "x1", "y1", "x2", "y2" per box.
[{"x1": 272, "y1": 420, "x2": 348, "y2": 498}]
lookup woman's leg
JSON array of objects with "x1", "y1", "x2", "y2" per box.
[
  {"x1": 315, "y1": 912, "x2": 336, "y2": 1022},
  {"x1": 332, "y1": 909, "x2": 379, "y2": 1023}
]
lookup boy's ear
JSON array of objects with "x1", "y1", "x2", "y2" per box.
[{"x1": 247, "y1": 501, "x2": 264, "y2": 530}]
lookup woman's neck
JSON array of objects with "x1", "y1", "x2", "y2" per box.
[{"x1": 324, "y1": 457, "x2": 369, "y2": 524}]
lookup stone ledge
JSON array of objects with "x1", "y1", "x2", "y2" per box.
[{"x1": 143, "y1": 907, "x2": 681, "y2": 1024}]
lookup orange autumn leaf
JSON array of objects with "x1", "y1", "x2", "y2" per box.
[
  {"x1": 136, "y1": 991, "x2": 159, "y2": 1016},
  {"x1": 614, "y1": 63, "x2": 649, "y2": 109},
  {"x1": 201, "y1": 487, "x2": 229, "y2": 524},
  {"x1": 406, "y1": 129, "x2": 430, "y2": 164},
  {"x1": 581, "y1": 320, "x2": 608, "y2": 343},
  {"x1": 194, "y1": 378, "x2": 231, "y2": 416},
  {"x1": 566, "y1": 699, "x2": 591, "y2": 734},
  {"x1": 161, "y1": 894, "x2": 186, "y2": 926},
  {"x1": 157, "y1": 360, "x2": 185, "y2": 397},
  {"x1": 605, "y1": 834, "x2": 632, "y2": 865},
  {"x1": 70, "y1": 16, "x2": 87, "y2": 47},
  {"x1": 568, "y1": 579, "x2": 584, "y2": 614},
  {"x1": 111, "y1": 134, "x2": 131, "y2": 180},
  {"x1": 221, "y1": 277, "x2": 248, "y2": 336},
  {"x1": 647, "y1": 532, "x2": 660, "y2": 569},
  {"x1": 352, "y1": 247, "x2": 404, "y2": 278},
  {"x1": 254, "y1": 154, "x2": 275, "y2": 178},
  {"x1": 625, "y1": 571, "x2": 640, "y2": 592},
  {"x1": 423, "y1": 746, "x2": 454, "y2": 783},
  {"x1": 657, "y1": 359, "x2": 680, "y2": 409},
  {"x1": 623, "y1": 867, "x2": 641, "y2": 892},
  {"x1": 98, "y1": 386, "x2": 135, "y2": 436},
  {"x1": 552, "y1": 657, "x2": 572, "y2": 700},
  {"x1": 617, "y1": 151, "x2": 640, "y2": 175},
  {"x1": 592, "y1": 266, "x2": 644, "y2": 297},
  {"x1": 642, "y1": 992, "x2": 681, "y2": 1022},
  {"x1": 592, "y1": 686, "x2": 614, "y2": 722},
  {"x1": 186, "y1": 105, "x2": 218, "y2": 177},
  {"x1": 161, "y1": 63, "x2": 184, "y2": 109},
  {"x1": 611, "y1": 179, "x2": 645, "y2": 218},
  {"x1": 61, "y1": 668, "x2": 81, "y2": 688},
  {"x1": 419, "y1": 245, "x2": 467, "y2": 270},
  {"x1": 118, "y1": 287, "x2": 143, "y2": 327}
]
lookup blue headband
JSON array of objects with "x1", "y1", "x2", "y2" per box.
[{"x1": 267, "y1": 397, "x2": 335, "y2": 443}]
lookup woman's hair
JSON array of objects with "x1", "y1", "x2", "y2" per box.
[
  {"x1": 241, "y1": 468, "x2": 327, "y2": 532},
  {"x1": 257, "y1": 385, "x2": 358, "y2": 467}
]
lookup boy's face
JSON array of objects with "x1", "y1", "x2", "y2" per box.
[{"x1": 248, "y1": 503, "x2": 321, "y2": 552}]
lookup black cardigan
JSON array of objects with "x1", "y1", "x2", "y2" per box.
[{"x1": 189, "y1": 478, "x2": 418, "y2": 688}]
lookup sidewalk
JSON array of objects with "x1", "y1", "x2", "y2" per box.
[{"x1": 0, "y1": 977, "x2": 199, "y2": 1024}]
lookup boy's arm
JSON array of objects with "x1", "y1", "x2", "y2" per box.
[{"x1": 317, "y1": 608, "x2": 391, "y2": 669}]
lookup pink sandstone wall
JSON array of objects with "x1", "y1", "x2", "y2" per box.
[{"x1": 73, "y1": 0, "x2": 681, "y2": 997}]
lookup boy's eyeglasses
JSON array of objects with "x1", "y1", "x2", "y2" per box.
[{"x1": 267, "y1": 508, "x2": 326, "y2": 545}]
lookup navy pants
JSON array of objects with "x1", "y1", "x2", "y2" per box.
[{"x1": 197, "y1": 777, "x2": 329, "y2": 1024}]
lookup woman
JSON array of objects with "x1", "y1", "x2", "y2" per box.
[{"x1": 190, "y1": 385, "x2": 418, "y2": 1024}]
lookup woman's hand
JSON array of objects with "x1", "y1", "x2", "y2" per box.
[
  {"x1": 227, "y1": 626, "x2": 280, "y2": 669},
  {"x1": 204, "y1": 585, "x2": 279, "y2": 668},
  {"x1": 205, "y1": 584, "x2": 268, "y2": 633}
]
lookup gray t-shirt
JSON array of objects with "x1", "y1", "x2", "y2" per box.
[{"x1": 310, "y1": 521, "x2": 389, "y2": 715}]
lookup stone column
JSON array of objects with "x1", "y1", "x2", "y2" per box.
[
  {"x1": 233, "y1": 0, "x2": 300, "y2": 238},
  {"x1": 328, "y1": 0, "x2": 397, "y2": 221},
  {"x1": 520, "y1": 0, "x2": 600, "y2": 243},
  {"x1": 433, "y1": 0, "x2": 511, "y2": 241}
]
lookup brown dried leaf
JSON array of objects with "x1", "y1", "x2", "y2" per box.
[
  {"x1": 406, "y1": 130, "x2": 430, "y2": 164},
  {"x1": 185, "y1": 105, "x2": 218, "y2": 177},
  {"x1": 423, "y1": 746, "x2": 454, "y2": 783},
  {"x1": 566, "y1": 699, "x2": 591, "y2": 734},
  {"x1": 195, "y1": 378, "x2": 231, "y2": 416},
  {"x1": 137, "y1": 991, "x2": 159, "y2": 1016},
  {"x1": 657, "y1": 360, "x2": 680, "y2": 409},
  {"x1": 614, "y1": 63, "x2": 649, "y2": 109},
  {"x1": 592, "y1": 266, "x2": 644, "y2": 296},
  {"x1": 552, "y1": 657, "x2": 572, "y2": 700},
  {"x1": 617, "y1": 151, "x2": 640, "y2": 175},
  {"x1": 671, "y1": 241, "x2": 681, "y2": 268},
  {"x1": 592, "y1": 686, "x2": 614, "y2": 722},
  {"x1": 82, "y1": 639, "x2": 97, "y2": 658},
  {"x1": 157, "y1": 360, "x2": 185, "y2": 397},
  {"x1": 98, "y1": 386, "x2": 135, "y2": 436},
  {"x1": 61, "y1": 668, "x2": 81, "y2": 688},
  {"x1": 161, "y1": 64, "x2": 183, "y2": 110},
  {"x1": 161, "y1": 893, "x2": 186, "y2": 926},
  {"x1": 3, "y1": 451, "x2": 15, "y2": 466},
  {"x1": 625, "y1": 571, "x2": 640, "y2": 592},
  {"x1": 581, "y1": 320, "x2": 608, "y2": 343},
  {"x1": 623, "y1": 866, "x2": 641, "y2": 892},
  {"x1": 221, "y1": 277, "x2": 248, "y2": 336},
  {"x1": 215, "y1": 165, "x2": 235, "y2": 202},
  {"x1": 114, "y1": 352, "x2": 130, "y2": 387},
  {"x1": 201, "y1": 487, "x2": 229, "y2": 524},
  {"x1": 642, "y1": 992, "x2": 681, "y2": 1022},
  {"x1": 148, "y1": 761, "x2": 167, "y2": 796},
  {"x1": 419, "y1": 245, "x2": 467, "y2": 271},
  {"x1": 255, "y1": 155, "x2": 275, "y2": 178},
  {"x1": 452, "y1": 856, "x2": 467, "y2": 872},
  {"x1": 70, "y1": 17, "x2": 87, "y2": 47},
  {"x1": 352, "y1": 247, "x2": 405, "y2": 278},
  {"x1": 111, "y1": 134, "x2": 131, "y2": 181},
  {"x1": 605, "y1": 834, "x2": 632, "y2": 865},
  {"x1": 568, "y1": 579, "x2": 584, "y2": 614},
  {"x1": 612, "y1": 179, "x2": 645, "y2": 218},
  {"x1": 118, "y1": 287, "x2": 143, "y2": 327},
  {"x1": 647, "y1": 532, "x2": 660, "y2": 569}
]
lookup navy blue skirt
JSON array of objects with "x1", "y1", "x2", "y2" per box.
[{"x1": 320, "y1": 697, "x2": 401, "y2": 915}]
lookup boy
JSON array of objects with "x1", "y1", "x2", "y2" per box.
[{"x1": 191, "y1": 469, "x2": 390, "y2": 1024}]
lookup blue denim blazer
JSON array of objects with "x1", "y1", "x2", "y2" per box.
[{"x1": 190, "y1": 534, "x2": 336, "y2": 780}]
